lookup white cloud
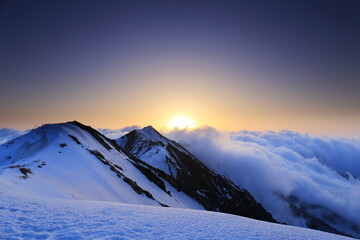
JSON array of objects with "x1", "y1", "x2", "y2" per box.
[
  {"x1": 166, "y1": 127, "x2": 360, "y2": 235},
  {"x1": 98, "y1": 125, "x2": 140, "y2": 139},
  {"x1": 0, "y1": 128, "x2": 27, "y2": 145}
]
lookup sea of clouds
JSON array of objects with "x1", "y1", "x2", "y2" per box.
[
  {"x1": 0, "y1": 128, "x2": 27, "y2": 145},
  {"x1": 166, "y1": 127, "x2": 360, "y2": 234}
]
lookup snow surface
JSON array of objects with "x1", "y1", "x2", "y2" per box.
[
  {"x1": 140, "y1": 126, "x2": 168, "y2": 145},
  {"x1": 0, "y1": 123, "x2": 203, "y2": 210},
  {"x1": 0, "y1": 188, "x2": 353, "y2": 240},
  {"x1": 116, "y1": 126, "x2": 175, "y2": 175}
]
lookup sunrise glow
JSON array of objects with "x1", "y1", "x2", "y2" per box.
[{"x1": 168, "y1": 116, "x2": 195, "y2": 130}]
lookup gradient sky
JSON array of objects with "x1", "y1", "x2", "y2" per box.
[{"x1": 1, "y1": 0, "x2": 359, "y2": 135}]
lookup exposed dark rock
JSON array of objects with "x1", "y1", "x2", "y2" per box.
[
  {"x1": 37, "y1": 161, "x2": 46, "y2": 168},
  {"x1": 19, "y1": 167, "x2": 33, "y2": 178},
  {"x1": 84, "y1": 143, "x2": 168, "y2": 206},
  {"x1": 68, "y1": 134, "x2": 81, "y2": 145},
  {"x1": 132, "y1": 162, "x2": 171, "y2": 196},
  {"x1": 72, "y1": 121, "x2": 112, "y2": 150},
  {"x1": 118, "y1": 127, "x2": 276, "y2": 222},
  {"x1": 284, "y1": 194, "x2": 355, "y2": 238}
]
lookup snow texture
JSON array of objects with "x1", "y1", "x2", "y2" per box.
[
  {"x1": 0, "y1": 123, "x2": 202, "y2": 210},
  {"x1": 0, "y1": 189, "x2": 353, "y2": 240},
  {"x1": 116, "y1": 126, "x2": 173, "y2": 175}
]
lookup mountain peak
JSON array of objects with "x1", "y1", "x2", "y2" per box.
[
  {"x1": 141, "y1": 125, "x2": 160, "y2": 136},
  {"x1": 142, "y1": 125, "x2": 156, "y2": 132},
  {"x1": 138, "y1": 126, "x2": 167, "y2": 144}
]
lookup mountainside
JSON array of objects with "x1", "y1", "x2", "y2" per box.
[
  {"x1": 0, "y1": 121, "x2": 273, "y2": 222},
  {"x1": 0, "y1": 122, "x2": 202, "y2": 209},
  {"x1": 117, "y1": 126, "x2": 275, "y2": 222}
]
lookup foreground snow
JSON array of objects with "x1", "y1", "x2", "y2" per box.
[{"x1": 0, "y1": 189, "x2": 352, "y2": 240}]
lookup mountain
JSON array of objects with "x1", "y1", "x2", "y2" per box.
[
  {"x1": 0, "y1": 121, "x2": 274, "y2": 222},
  {"x1": 117, "y1": 126, "x2": 275, "y2": 222},
  {"x1": 282, "y1": 194, "x2": 359, "y2": 238},
  {"x1": 0, "y1": 121, "x2": 202, "y2": 208},
  {"x1": 117, "y1": 127, "x2": 360, "y2": 238}
]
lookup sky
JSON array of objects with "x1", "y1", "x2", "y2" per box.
[{"x1": 0, "y1": 0, "x2": 359, "y2": 135}]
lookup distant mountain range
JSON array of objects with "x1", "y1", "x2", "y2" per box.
[{"x1": 0, "y1": 121, "x2": 358, "y2": 238}]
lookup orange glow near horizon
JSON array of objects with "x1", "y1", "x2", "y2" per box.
[
  {"x1": 167, "y1": 116, "x2": 196, "y2": 130},
  {"x1": 0, "y1": 57, "x2": 359, "y2": 137}
]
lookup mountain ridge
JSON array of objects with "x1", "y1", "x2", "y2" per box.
[
  {"x1": 117, "y1": 126, "x2": 275, "y2": 222},
  {"x1": 0, "y1": 121, "x2": 275, "y2": 223}
]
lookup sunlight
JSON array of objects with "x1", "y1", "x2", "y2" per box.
[{"x1": 168, "y1": 116, "x2": 195, "y2": 130}]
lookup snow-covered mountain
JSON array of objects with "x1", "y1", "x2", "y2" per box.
[
  {"x1": 117, "y1": 126, "x2": 360, "y2": 238},
  {"x1": 117, "y1": 126, "x2": 274, "y2": 221},
  {"x1": 0, "y1": 122, "x2": 201, "y2": 208},
  {"x1": 1, "y1": 121, "x2": 357, "y2": 239},
  {"x1": 0, "y1": 121, "x2": 273, "y2": 222}
]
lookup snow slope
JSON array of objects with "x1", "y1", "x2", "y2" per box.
[
  {"x1": 0, "y1": 122, "x2": 274, "y2": 222},
  {"x1": 0, "y1": 188, "x2": 353, "y2": 240},
  {"x1": 117, "y1": 126, "x2": 170, "y2": 174},
  {"x1": 0, "y1": 122, "x2": 273, "y2": 222},
  {"x1": 0, "y1": 122, "x2": 202, "y2": 209},
  {"x1": 117, "y1": 126, "x2": 275, "y2": 222}
]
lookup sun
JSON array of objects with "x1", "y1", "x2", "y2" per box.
[{"x1": 168, "y1": 116, "x2": 195, "y2": 130}]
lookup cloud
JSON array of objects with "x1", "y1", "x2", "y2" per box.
[
  {"x1": 0, "y1": 128, "x2": 27, "y2": 145},
  {"x1": 166, "y1": 127, "x2": 360, "y2": 235},
  {"x1": 98, "y1": 125, "x2": 140, "y2": 139}
]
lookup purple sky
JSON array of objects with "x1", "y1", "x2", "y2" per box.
[{"x1": 0, "y1": 0, "x2": 359, "y2": 135}]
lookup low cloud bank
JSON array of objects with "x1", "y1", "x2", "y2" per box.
[
  {"x1": 98, "y1": 126, "x2": 140, "y2": 139},
  {"x1": 0, "y1": 128, "x2": 27, "y2": 145},
  {"x1": 167, "y1": 127, "x2": 360, "y2": 233}
]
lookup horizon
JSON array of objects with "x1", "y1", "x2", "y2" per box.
[
  {"x1": 1, "y1": 119, "x2": 360, "y2": 138},
  {"x1": 1, "y1": 0, "x2": 359, "y2": 136},
  {"x1": 1, "y1": 2, "x2": 360, "y2": 237}
]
